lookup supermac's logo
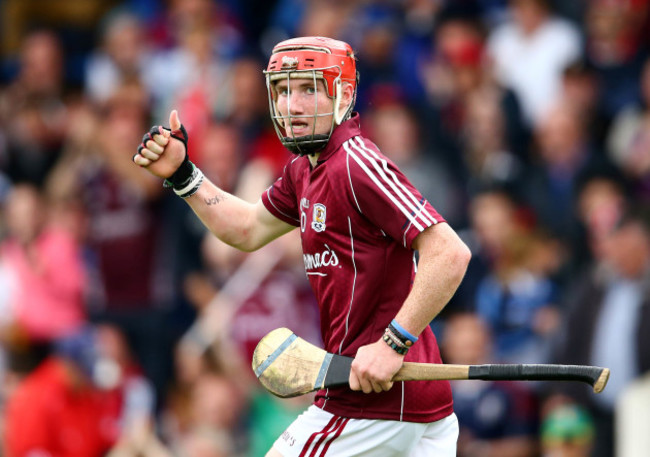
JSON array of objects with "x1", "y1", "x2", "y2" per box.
[
  {"x1": 303, "y1": 244, "x2": 339, "y2": 274},
  {"x1": 311, "y1": 203, "x2": 326, "y2": 232}
]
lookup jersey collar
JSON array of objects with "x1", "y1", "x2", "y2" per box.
[{"x1": 316, "y1": 112, "x2": 361, "y2": 164}]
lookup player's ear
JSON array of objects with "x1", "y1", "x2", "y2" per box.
[
  {"x1": 335, "y1": 82, "x2": 354, "y2": 123},
  {"x1": 341, "y1": 82, "x2": 354, "y2": 107}
]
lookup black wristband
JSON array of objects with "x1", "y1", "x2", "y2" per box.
[
  {"x1": 383, "y1": 332, "x2": 408, "y2": 355},
  {"x1": 164, "y1": 156, "x2": 194, "y2": 189}
]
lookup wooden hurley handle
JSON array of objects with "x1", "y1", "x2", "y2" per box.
[
  {"x1": 394, "y1": 363, "x2": 470, "y2": 381},
  {"x1": 395, "y1": 363, "x2": 610, "y2": 394}
]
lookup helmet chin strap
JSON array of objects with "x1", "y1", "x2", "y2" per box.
[
  {"x1": 333, "y1": 78, "x2": 344, "y2": 125},
  {"x1": 333, "y1": 77, "x2": 356, "y2": 125},
  {"x1": 281, "y1": 134, "x2": 330, "y2": 156}
]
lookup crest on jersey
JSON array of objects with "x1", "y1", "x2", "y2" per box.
[{"x1": 311, "y1": 203, "x2": 327, "y2": 232}]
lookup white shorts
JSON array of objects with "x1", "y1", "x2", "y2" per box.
[{"x1": 272, "y1": 405, "x2": 458, "y2": 457}]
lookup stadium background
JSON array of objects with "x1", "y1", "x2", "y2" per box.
[{"x1": 0, "y1": 0, "x2": 649, "y2": 456}]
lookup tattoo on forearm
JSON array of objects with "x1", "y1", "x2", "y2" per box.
[{"x1": 204, "y1": 192, "x2": 227, "y2": 206}]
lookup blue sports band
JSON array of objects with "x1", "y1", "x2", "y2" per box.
[{"x1": 390, "y1": 319, "x2": 418, "y2": 344}]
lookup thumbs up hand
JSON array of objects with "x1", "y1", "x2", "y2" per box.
[{"x1": 134, "y1": 110, "x2": 189, "y2": 180}]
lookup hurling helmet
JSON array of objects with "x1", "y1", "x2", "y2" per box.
[{"x1": 264, "y1": 36, "x2": 358, "y2": 156}]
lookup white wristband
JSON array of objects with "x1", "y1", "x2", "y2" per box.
[{"x1": 174, "y1": 167, "x2": 204, "y2": 198}]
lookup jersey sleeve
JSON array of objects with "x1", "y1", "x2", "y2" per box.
[
  {"x1": 344, "y1": 137, "x2": 445, "y2": 249},
  {"x1": 261, "y1": 160, "x2": 301, "y2": 227}
]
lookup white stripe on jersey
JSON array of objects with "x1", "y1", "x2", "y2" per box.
[
  {"x1": 344, "y1": 140, "x2": 427, "y2": 232},
  {"x1": 267, "y1": 156, "x2": 301, "y2": 223},
  {"x1": 346, "y1": 152, "x2": 363, "y2": 213},
  {"x1": 352, "y1": 137, "x2": 438, "y2": 226},
  {"x1": 400, "y1": 382, "x2": 405, "y2": 422},
  {"x1": 266, "y1": 180, "x2": 300, "y2": 223},
  {"x1": 338, "y1": 216, "x2": 357, "y2": 356},
  {"x1": 403, "y1": 218, "x2": 414, "y2": 247}
]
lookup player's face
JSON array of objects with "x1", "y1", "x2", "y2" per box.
[{"x1": 274, "y1": 78, "x2": 334, "y2": 138}]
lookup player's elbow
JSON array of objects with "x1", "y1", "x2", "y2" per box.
[
  {"x1": 441, "y1": 233, "x2": 472, "y2": 286},
  {"x1": 454, "y1": 239, "x2": 472, "y2": 276},
  {"x1": 417, "y1": 223, "x2": 472, "y2": 278},
  {"x1": 235, "y1": 239, "x2": 263, "y2": 253},
  {"x1": 209, "y1": 224, "x2": 260, "y2": 253},
  {"x1": 438, "y1": 238, "x2": 469, "y2": 284},
  {"x1": 227, "y1": 230, "x2": 263, "y2": 252}
]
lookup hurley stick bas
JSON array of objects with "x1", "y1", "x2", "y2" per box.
[{"x1": 252, "y1": 328, "x2": 610, "y2": 398}]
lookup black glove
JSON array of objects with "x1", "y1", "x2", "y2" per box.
[{"x1": 137, "y1": 124, "x2": 195, "y2": 190}]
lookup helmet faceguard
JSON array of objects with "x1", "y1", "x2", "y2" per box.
[{"x1": 264, "y1": 36, "x2": 358, "y2": 156}]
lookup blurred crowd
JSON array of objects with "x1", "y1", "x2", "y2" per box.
[{"x1": 0, "y1": 0, "x2": 649, "y2": 456}]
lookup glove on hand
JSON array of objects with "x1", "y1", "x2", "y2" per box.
[{"x1": 137, "y1": 123, "x2": 194, "y2": 189}]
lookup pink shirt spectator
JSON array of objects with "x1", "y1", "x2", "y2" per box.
[{"x1": 1, "y1": 227, "x2": 86, "y2": 340}]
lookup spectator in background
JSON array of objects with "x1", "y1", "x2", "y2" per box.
[
  {"x1": 461, "y1": 88, "x2": 525, "y2": 197},
  {"x1": 540, "y1": 403, "x2": 595, "y2": 457},
  {"x1": 161, "y1": 346, "x2": 243, "y2": 457},
  {"x1": 3, "y1": 327, "x2": 117, "y2": 457},
  {"x1": 550, "y1": 207, "x2": 650, "y2": 457},
  {"x1": 85, "y1": 10, "x2": 153, "y2": 105},
  {"x1": 96, "y1": 324, "x2": 168, "y2": 457},
  {"x1": 573, "y1": 172, "x2": 629, "y2": 271},
  {"x1": 226, "y1": 56, "x2": 273, "y2": 147},
  {"x1": 453, "y1": 188, "x2": 525, "y2": 312},
  {"x1": 293, "y1": 0, "x2": 354, "y2": 44},
  {"x1": 145, "y1": 0, "x2": 243, "y2": 125},
  {"x1": 474, "y1": 225, "x2": 561, "y2": 365},
  {"x1": 418, "y1": 5, "x2": 489, "y2": 157},
  {"x1": 559, "y1": 61, "x2": 608, "y2": 147},
  {"x1": 0, "y1": 30, "x2": 68, "y2": 185},
  {"x1": 584, "y1": 0, "x2": 650, "y2": 120},
  {"x1": 0, "y1": 0, "x2": 115, "y2": 83},
  {"x1": 0, "y1": 183, "x2": 86, "y2": 343},
  {"x1": 4, "y1": 324, "x2": 172, "y2": 457},
  {"x1": 148, "y1": 21, "x2": 233, "y2": 136},
  {"x1": 442, "y1": 312, "x2": 539, "y2": 457},
  {"x1": 523, "y1": 100, "x2": 609, "y2": 245},
  {"x1": 147, "y1": 0, "x2": 244, "y2": 54},
  {"x1": 194, "y1": 121, "x2": 243, "y2": 191},
  {"x1": 459, "y1": 185, "x2": 563, "y2": 366},
  {"x1": 606, "y1": 56, "x2": 650, "y2": 204},
  {"x1": 487, "y1": 0, "x2": 582, "y2": 127},
  {"x1": 181, "y1": 371, "x2": 245, "y2": 454},
  {"x1": 49, "y1": 82, "x2": 177, "y2": 404},
  {"x1": 417, "y1": 5, "x2": 529, "y2": 175},
  {"x1": 350, "y1": 5, "x2": 402, "y2": 109}
]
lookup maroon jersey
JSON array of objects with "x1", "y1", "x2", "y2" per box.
[{"x1": 261, "y1": 113, "x2": 453, "y2": 423}]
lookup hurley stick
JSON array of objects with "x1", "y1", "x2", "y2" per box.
[{"x1": 252, "y1": 328, "x2": 610, "y2": 398}]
